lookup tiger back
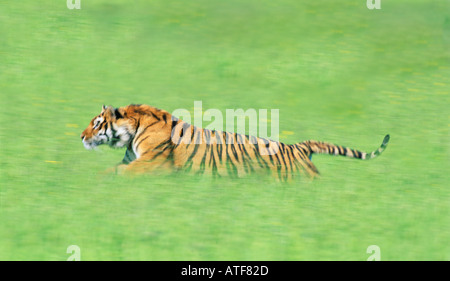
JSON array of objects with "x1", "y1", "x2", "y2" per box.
[{"x1": 81, "y1": 104, "x2": 389, "y2": 180}]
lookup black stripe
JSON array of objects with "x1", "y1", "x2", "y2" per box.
[
  {"x1": 204, "y1": 129, "x2": 211, "y2": 145},
  {"x1": 237, "y1": 142, "x2": 253, "y2": 174},
  {"x1": 154, "y1": 138, "x2": 172, "y2": 150},
  {"x1": 329, "y1": 145, "x2": 336, "y2": 155},
  {"x1": 211, "y1": 154, "x2": 219, "y2": 177},
  {"x1": 208, "y1": 145, "x2": 215, "y2": 168},
  {"x1": 230, "y1": 142, "x2": 240, "y2": 163},
  {"x1": 183, "y1": 160, "x2": 194, "y2": 172},
  {"x1": 223, "y1": 132, "x2": 229, "y2": 144},
  {"x1": 114, "y1": 108, "x2": 123, "y2": 119},
  {"x1": 135, "y1": 118, "x2": 141, "y2": 134},
  {"x1": 294, "y1": 144, "x2": 307, "y2": 160},
  {"x1": 239, "y1": 142, "x2": 254, "y2": 172},
  {"x1": 284, "y1": 144, "x2": 294, "y2": 173},
  {"x1": 151, "y1": 143, "x2": 172, "y2": 160},
  {"x1": 170, "y1": 117, "x2": 180, "y2": 141},
  {"x1": 134, "y1": 121, "x2": 158, "y2": 143},
  {"x1": 135, "y1": 135, "x2": 150, "y2": 149},
  {"x1": 353, "y1": 149, "x2": 362, "y2": 158},
  {"x1": 216, "y1": 144, "x2": 223, "y2": 164},
  {"x1": 184, "y1": 142, "x2": 201, "y2": 168},
  {"x1": 186, "y1": 125, "x2": 195, "y2": 148},
  {"x1": 287, "y1": 145, "x2": 301, "y2": 173},
  {"x1": 251, "y1": 137, "x2": 269, "y2": 170},
  {"x1": 297, "y1": 145, "x2": 319, "y2": 173},
  {"x1": 198, "y1": 145, "x2": 209, "y2": 174},
  {"x1": 277, "y1": 146, "x2": 288, "y2": 173},
  {"x1": 110, "y1": 124, "x2": 117, "y2": 138},
  {"x1": 216, "y1": 133, "x2": 223, "y2": 163},
  {"x1": 152, "y1": 112, "x2": 161, "y2": 121},
  {"x1": 99, "y1": 120, "x2": 106, "y2": 129},
  {"x1": 226, "y1": 154, "x2": 238, "y2": 178}
]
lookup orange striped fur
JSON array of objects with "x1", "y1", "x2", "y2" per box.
[{"x1": 81, "y1": 104, "x2": 389, "y2": 180}]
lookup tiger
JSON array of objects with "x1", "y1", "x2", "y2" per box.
[{"x1": 80, "y1": 104, "x2": 390, "y2": 180}]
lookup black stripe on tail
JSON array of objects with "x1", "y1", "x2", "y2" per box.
[{"x1": 304, "y1": 134, "x2": 390, "y2": 160}]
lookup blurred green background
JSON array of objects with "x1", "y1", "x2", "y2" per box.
[{"x1": 0, "y1": 0, "x2": 449, "y2": 260}]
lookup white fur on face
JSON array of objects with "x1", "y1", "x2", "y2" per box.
[
  {"x1": 109, "y1": 123, "x2": 132, "y2": 148},
  {"x1": 82, "y1": 117, "x2": 109, "y2": 149},
  {"x1": 82, "y1": 129, "x2": 109, "y2": 150},
  {"x1": 93, "y1": 116, "x2": 103, "y2": 129},
  {"x1": 82, "y1": 118, "x2": 133, "y2": 150}
]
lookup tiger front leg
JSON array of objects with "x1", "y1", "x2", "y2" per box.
[{"x1": 118, "y1": 140, "x2": 175, "y2": 174}]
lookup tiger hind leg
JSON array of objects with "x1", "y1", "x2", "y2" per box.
[{"x1": 303, "y1": 158, "x2": 320, "y2": 178}]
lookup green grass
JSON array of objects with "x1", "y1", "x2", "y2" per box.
[{"x1": 0, "y1": 0, "x2": 449, "y2": 260}]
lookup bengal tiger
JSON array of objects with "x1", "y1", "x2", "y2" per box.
[{"x1": 80, "y1": 104, "x2": 389, "y2": 180}]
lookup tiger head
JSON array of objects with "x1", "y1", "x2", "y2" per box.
[{"x1": 81, "y1": 105, "x2": 133, "y2": 150}]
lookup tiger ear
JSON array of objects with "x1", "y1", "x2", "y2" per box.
[{"x1": 101, "y1": 105, "x2": 107, "y2": 112}]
